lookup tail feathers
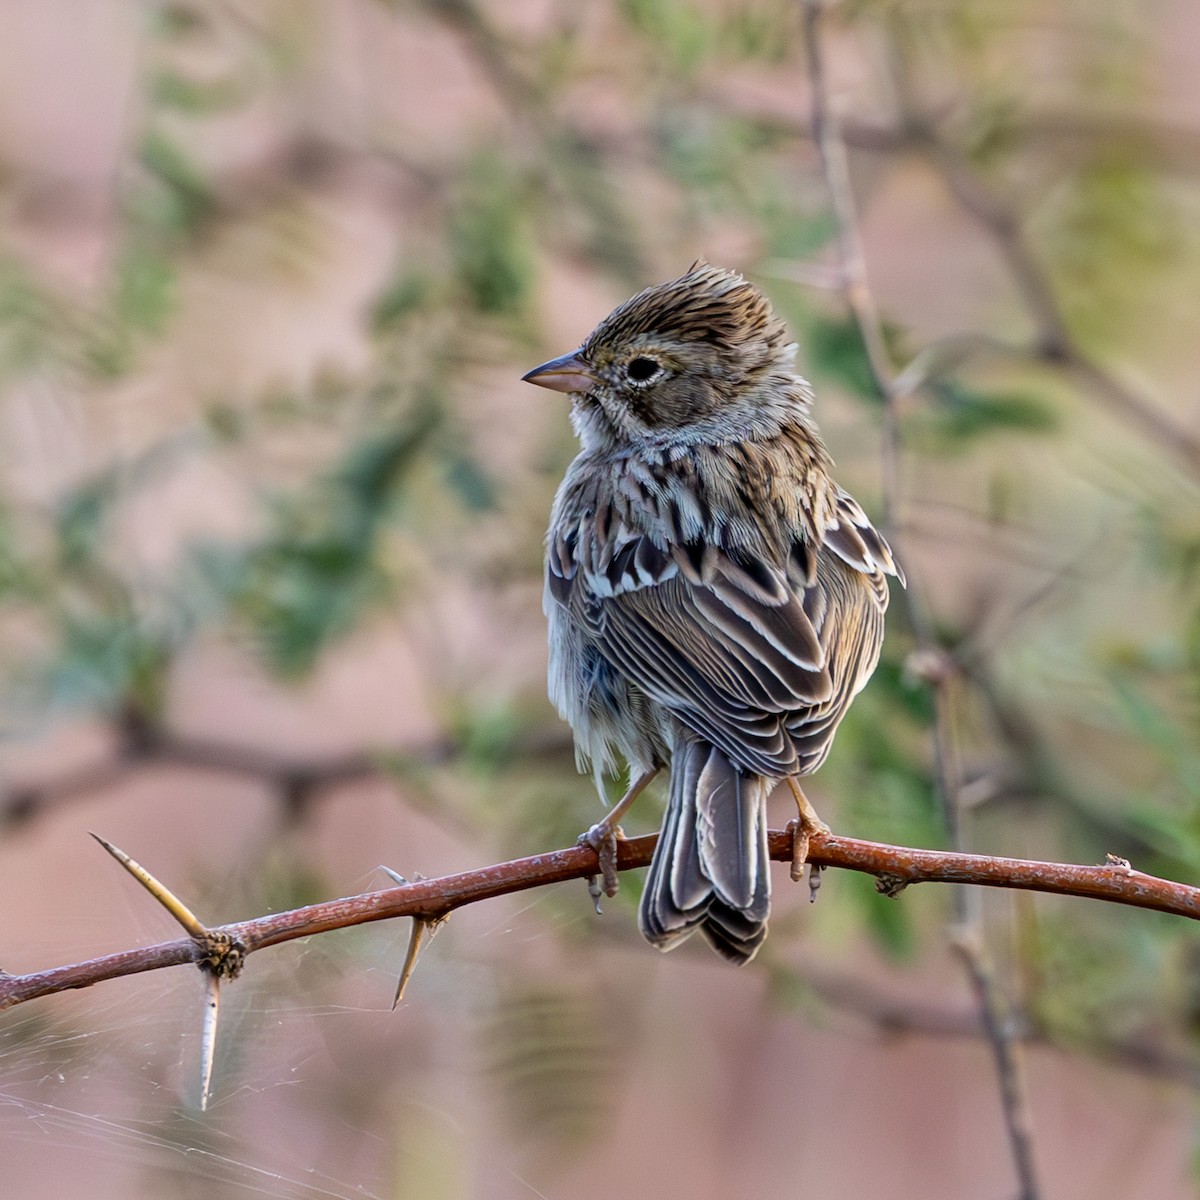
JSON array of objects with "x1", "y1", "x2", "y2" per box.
[{"x1": 638, "y1": 740, "x2": 770, "y2": 965}]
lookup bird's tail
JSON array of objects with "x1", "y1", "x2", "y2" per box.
[{"x1": 638, "y1": 737, "x2": 770, "y2": 964}]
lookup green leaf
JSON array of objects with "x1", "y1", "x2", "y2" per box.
[
  {"x1": 46, "y1": 614, "x2": 171, "y2": 718},
  {"x1": 0, "y1": 258, "x2": 63, "y2": 376},
  {"x1": 762, "y1": 206, "x2": 836, "y2": 262},
  {"x1": 56, "y1": 480, "x2": 116, "y2": 571},
  {"x1": 919, "y1": 381, "x2": 1058, "y2": 444},
  {"x1": 441, "y1": 446, "x2": 497, "y2": 512},
  {"x1": 114, "y1": 240, "x2": 176, "y2": 335},
  {"x1": 723, "y1": 6, "x2": 795, "y2": 62},
  {"x1": 618, "y1": 0, "x2": 713, "y2": 75},
  {"x1": 451, "y1": 151, "x2": 534, "y2": 315},
  {"x1": 137, "y1": 129, "x2": 215, "y2": 234},
  {"x1": 219, "y1": 410, "x2": 440, "y2": 676},
  {"x1": 55, "y1": 439, "x2": 192, "y2": 570},
  {"x1": 804, "y1": 313, "x2": 882, "y2": 402},
  {"x1": 549, "y1": 131, "x2": 644, "y2": 282},
  {"x1": 867, "y1": 654, "x2": 936, "y2": 727},
  {"x1": 1041, "y1": 152, "x2": 1180, "y2": 344},
  {"x1": 230, "y1": 536, "x2": 386, "y2": 678},
  {"x1": 449, "y1": 701, "x2": 525, "y2": 772},
  {"x1": 149, "y1": 69, "x2": 251, "y2": 114},
  {"x1": 857, "y1": 873, "x2": 917, "y2": 959},
  {"x1": 371, "y1": 270, "x2": 432, "y2": 334},
  {"x1": 333, "y1": 414, "x2": 441, "y2": 509},
  {"x1": 153, "y1": 3, "x2": 208, "y2": 38}
]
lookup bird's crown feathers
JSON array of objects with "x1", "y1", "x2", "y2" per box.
[{"x1": 585, "y1": 262, "x2": 793, "y2": 370}]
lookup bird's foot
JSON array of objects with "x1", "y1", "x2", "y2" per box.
[
  {"x1": 579, "y1": 821, "x2": 626, "y2": 903},
  {"x1": 787, "y1": 816, "x2": 825, "y2": 883},
  {"x1": 786, "y1": 815, "x2": 831, "y2": 893},
  {"x1": 576, "y1": 767, "x2": 660, "y2": 910},
  {"x1": 785, "y1": 779, "x2": 830, "y2": 885}
]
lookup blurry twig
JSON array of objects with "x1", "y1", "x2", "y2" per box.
[
  {"x1": 422, "y1": 0, "x2": 539, "y2": 112},
  {"x1": 950, "y1": 925, "x2": 1040, "y2": 1195},
  {"x1": 793, "y1": 961, "x2": 1200, "y2": 1091},
  {"x1": 3, "y1": 827, "x2": 1199, "y2": 1011},
  {"x1": 2, "y1": 714, "x2": 574, "y2": 832},
  {"x1": 710, "y1": 92, "x2": 1200, "y2": 179},
  {"x1": 918, "y1": 133, "x2": 1200, "y2": 475},
  {"x1": 799, "y1": 5, "x2": 1042, "y2": 1198},
  {"x1": 765, "y1": 20, "x2": 1200, "y2": 477},
  {"x1": 874, "y1": 22, "x2": 1200, "y2": 475},
  {"x1": 799, "y1": 6, "x2": 902, "y2": 527}
]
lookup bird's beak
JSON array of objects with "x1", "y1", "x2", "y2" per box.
[{"x1": 521, "y1": 350, "x2": 599, "y2": 394}]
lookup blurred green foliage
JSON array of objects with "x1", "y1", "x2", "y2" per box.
[
  {"x1": 1, "y1": 0, "x2": 1199, "y2": 1168},
  {"x1": 451, "y1": 149, "x2": 536, "y2": 316},
  {"x1": 1041, "y1": 154, "x2": 1181, "y2": 345},
  {"x1": 217, "y1": 411, "x2": 440, "y2": 676}
]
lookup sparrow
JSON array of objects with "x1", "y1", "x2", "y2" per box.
[{"x1": 524, "y1": 263, "x2": 901, "y2": 963}]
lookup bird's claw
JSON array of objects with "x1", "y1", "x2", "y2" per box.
[
  {"x1": 787, "y1": 815, "x2": 830, "y2": 885},
  {"x1": 807, "y1": 863, "x2": 824, "y2": 902},
  {"x1": 579, "y1": 822, "x2": 624, "y2": 899}
]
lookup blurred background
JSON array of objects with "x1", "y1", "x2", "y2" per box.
[{"x1": 2, "y1": 1, "x2": 1200, "y2": 1197}]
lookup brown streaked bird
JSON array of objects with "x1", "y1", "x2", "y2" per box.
[{"x1": 524, "y1": 264, "x2": 902, "y2": 964}]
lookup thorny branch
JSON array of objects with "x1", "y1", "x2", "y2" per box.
[
  {"x1": 3, "y1": 828, "x2": 1199, "y2": 1011},
  {"x1": 799, "y1": 4, "x2": 1043, "y2": 1198},
  {"x1": 1, "y1": 0, "x2": 1196, "y2": 1148}
]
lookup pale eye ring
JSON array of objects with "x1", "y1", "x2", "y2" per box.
[{"x1": 625, "y1": 356, "x2": 663, "y2": 385}]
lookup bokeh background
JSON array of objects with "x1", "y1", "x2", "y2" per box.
[{"x1": 3, "y1": 1, "x2": 1200, "y2": 1197}]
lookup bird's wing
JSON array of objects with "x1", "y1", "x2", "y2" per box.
[
  {"x1": 548, "y1": 489, "x2": 898, "y2": 778},
  {"x1": 783, "y1": 550, "x2": 886, "y2": 773}
]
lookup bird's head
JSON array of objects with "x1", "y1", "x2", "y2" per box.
[{"x1": 523, "y1": 264, "x2": 805, "y2": 452}]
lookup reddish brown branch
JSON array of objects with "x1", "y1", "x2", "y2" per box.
[{"x1": 3, "y1": 830, "x2": 1197, "y2": 1010}]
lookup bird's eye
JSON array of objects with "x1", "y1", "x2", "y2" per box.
[{"x1": 625, "y1": 356, "x2": 662, "y2": 384}]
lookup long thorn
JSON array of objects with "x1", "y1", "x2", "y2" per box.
[
  {"x1": 91, "y1": 833, "x2": 208, "y2": 939},
  {"x1": 199, "y1": 972, "x2": 221, "y2": 1111},
  {"x1": 92, "y1": 833, "x2": 245, "y2": 1113},
  {"x1": 380, "y1": 866, "x2": 446, "y2": 1007},
  {"x1": 393, "y1": 918, "x2": 434, "y2": 1008}
]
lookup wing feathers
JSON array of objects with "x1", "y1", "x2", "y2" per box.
[{"x1": 549, "y1": 472, "x2": 899, "y2": 780}]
